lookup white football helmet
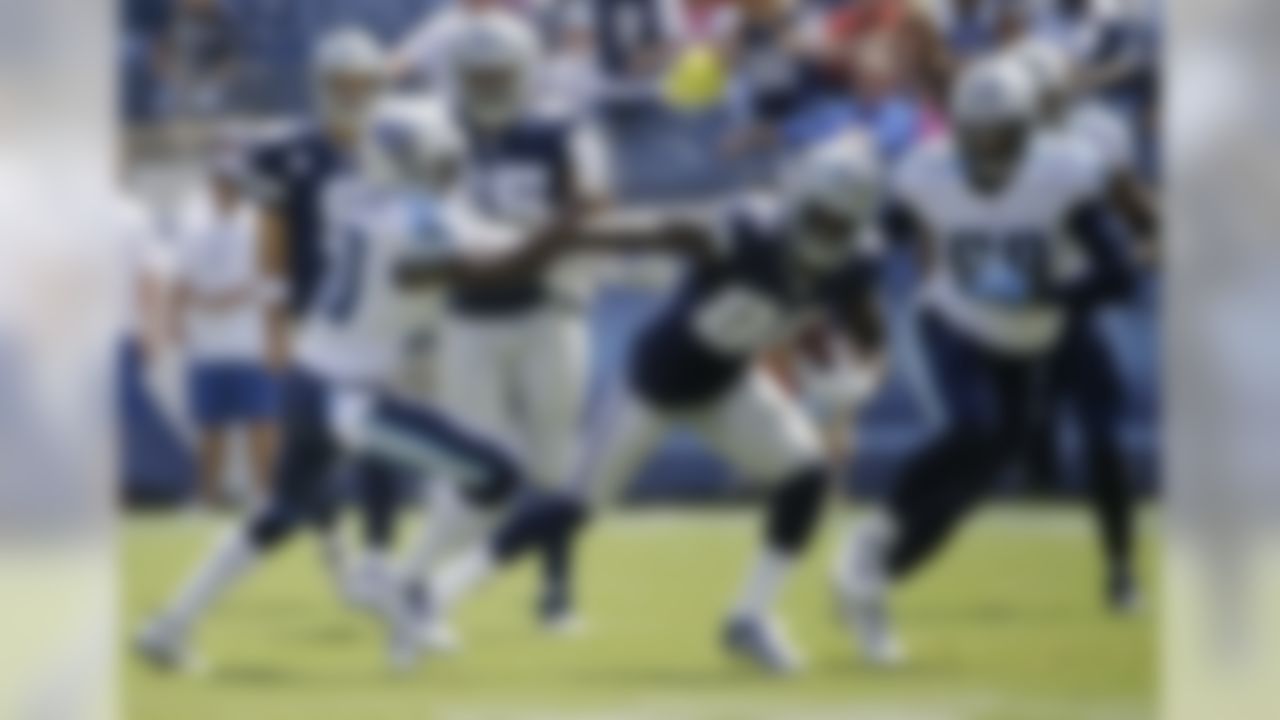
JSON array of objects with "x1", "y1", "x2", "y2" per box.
[
  {"x1": 951, "y1": 59, "x2": 1038, "y2": 188},
  {"x1": 951, "y1": 58, "x2": 1038, "y2": 128},
  {"x1": 313, "y1": 27, "x2": 387, "y2": 135},
  {"x1": 781, "y1": 132, "x2": 882, "y2": 271},
  {"x1": 360, "y1": 95, "x2": 467, "y2": 192},
  {"x1": 446, "y1": 12, "x2": 540, "y2": 129}
]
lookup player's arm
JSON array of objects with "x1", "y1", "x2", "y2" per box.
[
  {"x1": 1106, "y1": 170, "x2": 1160, "y2": 262},
  {"x1": 397, "y1": 215, "x2": 581, "y2": 289},
  {"x1": 257, "y1": 205, "x2": 291, "y2": 370},
  {"x1": 572, "y1": 210, "x2": 722, "y2": 262},
  {"x1": 398, "y1": 212, "x2": 720, "y2": 289},
  {"x1": 1059, "y1": 199, "x2": 1138, "y2": 307}
]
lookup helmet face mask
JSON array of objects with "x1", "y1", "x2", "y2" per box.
[
  {"x1": 317, "y1": 70, "x2": 383, "y2": 135},
  {"x1": 458, "y1": 60, "x2": 525, "y2": 129},
  {"x1": 782, "y1": 134, "x2": 881, "y2": 273},
  {"x1": 790, "y1": 201, "x2": 860, "y2": 272},
  {"x1": 449, "y1": 15, "x2": 537, "y2": 130},
  {"x1": 958, "y1": 118, "x2": 1031, "y2": 191},
  {"x1": 951, "y1": 60, "x2": 1037, "y2": 193}
]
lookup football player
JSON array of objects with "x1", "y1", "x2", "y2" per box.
[
  {"x1": 135, "y1": 96, "x2": 579, "y2": 671},
  {"x1": 835, "y1": 59, "x2": 1137, "y2": 665},
  {"x1": 401, "y1": 134, "x2": 887, "y2": 674},
  {"x1": 245, "y1": 27, "x2": 406, "y2": 610},
  {"x1": 397, "y1": 11, "x2": 613, "y2": 633}
]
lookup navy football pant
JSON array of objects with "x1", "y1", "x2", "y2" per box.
[
  {"x1": 887, "y1": 311, "x2": 1051, "y2": 579},
  {"x1": 1049, "y1": 316, "x2": 1135, "y2": 574}
]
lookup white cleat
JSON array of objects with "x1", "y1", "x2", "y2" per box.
[
  {"x1": 344, "y1": 554, "x2": 397, "y2": 617},
  {"x1": 835, "y1": 516, "x2": 907, "y2": 667},
  {"x1": 722, "y1": 614, "x2": 806, "y2": 676},
  {"x1": 383, "y1": 580, "x2": 463, "y2": 672},
  {"x1": 134, "y1": 617, "x2": 203, "y2": 674}
]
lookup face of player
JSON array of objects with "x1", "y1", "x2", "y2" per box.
[
  {"x1": 958, "y1": 120, "x2": 1031, "y2": 193},
  {"x1": 318, "y1": 70, "x2": 383, "y2": 140},
  {"x1": 789, "y1": 202, "x2": 859, "y2": 273},
  {"x1": 460, "y1": 62, "x2": 523, "y2": 130}
]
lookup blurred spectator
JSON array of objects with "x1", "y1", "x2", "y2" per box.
[
  {"x1": 922, "y1": 0, "x2": 1003, "y2": 59},
  {"x1": 779, "y1": 33, "x2": 936, "y2": 160},
  {"x1": 823, "y1": 0, "x2": 953, "y2": 103},
  {"x1": 122, "y1": 0, "x2": 173, "y2": 123},
  {"x1": 712, "y1": 0, "x2": 834, "y2": 155},
  {"x1": 156, "y1": 0, "x2": 243, "y2": 119},
  {"x1": 561, "y1": 0, "x2": 689, "y2": 108},
  {"x1": 171, "y1": 145, "x2": 277, "y2": 508}
]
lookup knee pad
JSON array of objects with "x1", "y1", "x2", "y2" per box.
[
  {"x1": 766, "y1": 466, "x2": 827, "y2": 554},
  {"x1": 248, "y1": 503, "x2": 301, "y2": 551},
  {"x1": 493, "y1": 492, "x2": 589, "y2": 563},
  {"x1": 465, "y1": 449, "x2": 523, "y2": 509}
]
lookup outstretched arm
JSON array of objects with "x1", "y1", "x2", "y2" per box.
[
  {"x1": 396, "y1": 215, "x2": 581, "y2": 289},
  {"x1": 572, "y1": 210, "x2": 720, "y2": 262}
]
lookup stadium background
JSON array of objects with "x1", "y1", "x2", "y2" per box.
[{"x1": 118, "y1": 0, "x2": 1159, "y2": 505}]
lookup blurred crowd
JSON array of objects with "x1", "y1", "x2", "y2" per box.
[{"x1": 123, "y1": 0, "x2": 1159, "y2": 162}]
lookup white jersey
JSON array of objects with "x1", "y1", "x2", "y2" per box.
[
  {"x1": 296, "y1": 178, "x2": 508, "y2": 385},
  {"x1": 893, "y1": 133, "x2": 1107, "y2": 355},
  {"x1": 173, "y1": 190, "x2": 267, "y2": 362}
]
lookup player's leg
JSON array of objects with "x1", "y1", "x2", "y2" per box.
[
  {"x1": 837, "y1": 312, "x2": 1014, "y2": 664},
  {"x1": 137, "y1": 370, "x2": 338, "y2": 668},
  {"x1": 342, "y1": 458, "x2": 404, "y2": 614},
  {"x1": 1057, "y1": 317, "x2": 1139, "y2": 611},
  {"x1": 881, "y1": 317, "x2": 1022, "y2": 580},
  {"x1": 350, "y1": 392, "x2": 528, "y2": 667},
  {"x1": 426, "y1": 383, "x2": 665, "y2": 634},
  {"x1": 403, "y1": 316, "x2": 513, "y2": 585},
  {"x1": 700, "y1": 369, "x2": 828, "y2": 674},
  {"x1": 515, "y1": 308, "x2": 589, "y2": 630}
]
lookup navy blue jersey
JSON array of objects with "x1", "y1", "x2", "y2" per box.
[
  {"x1": 632, "y1": 203, "x2": 876, "y2": 408},
  {"x1": 451, "y1": 117, "x2": 586, "y2": 315},
  {"x1": 246, "y1": 124, "x2": 350, "y2": 317}
]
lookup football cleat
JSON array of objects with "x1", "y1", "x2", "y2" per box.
[
  {"x1": 722, "y1": 615, "x2": 805, "y2": 675},
  {"x1": 343, "y1": 553, "x2": 398, "y2": 617},
  {"x1": 134, "y1": 617, "x2": 203, "y2": 674},
  {"x1": 835, "y1": 517, "x2": 907, "y2": 667},
  {"x1": 1107, "y1": 568, "x2": 1143, "y2": 616},
  {"x1": 538, "y1": 591, "x2": 586, "y2": 638}
]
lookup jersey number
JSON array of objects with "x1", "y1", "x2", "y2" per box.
[
  {"x1": 693, "y1": 288, "x2": 785, "y2": 354},
  {"x1": 949, "y1": 230, "x2": 1052, "y2": 305},
  {"x1": 317, "y1": 229, "x2": 367, "y2": 322}
]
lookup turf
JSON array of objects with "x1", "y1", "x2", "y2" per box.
[{"x1": 124, "y1": 506, "x2": 1157, "y2": 720}]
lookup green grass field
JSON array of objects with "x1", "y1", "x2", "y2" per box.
[{"x1": 124, "y1": 506, "x2": 1157, "y2": 720}]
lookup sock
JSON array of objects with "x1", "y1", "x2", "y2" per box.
[
  {"x1": 402, "y1": 480, "x2": 497, "y2": 581},
  {"x1": 360, "y1": 466, "x2": 399, "y2": 551},
  {"x1": 161, "y1": 529, "x2": 258, "y2": 635},
  {"x1": 1086, "y1": 439, "x2": 1135, "y2": 578},
  {"x1": 731, "y1": 547, "x2": 794, "y2": 621},
  {"x1": 432, "y1": 547, "x2": 499, "y2": 617}
]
